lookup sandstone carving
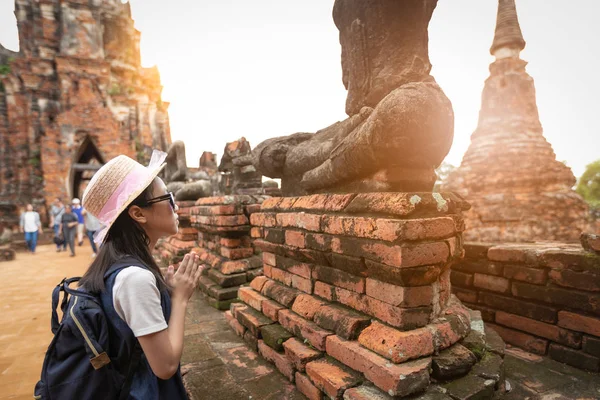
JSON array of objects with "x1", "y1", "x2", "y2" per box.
[{"x1": 251, "y1": 0, "x2": 453, "y2": 196}]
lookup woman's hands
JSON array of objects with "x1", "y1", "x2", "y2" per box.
[{"x1": 165, "y1": 252, "x2": 202, "y2": 304}]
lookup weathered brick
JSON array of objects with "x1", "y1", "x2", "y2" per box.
[
  {"x1": 260, "y1": 324, "x2": 293, "y2": 352},
  {"x1": 235, "y1": 304, "x2": 274, "y2": 337},
  {"x1": 220, "y1": 237, "x2": 241, "y2": 247},
  {"x1": 453, "y1": 260, "x2": 504, "y2": 276},
  {"x1": 278, "y1": 309, "x2": 333, "y2": 351},
  {"x1": 292, "y1": 274, "x2": 313, "y2": 294},
  {"x1": 313, "y1": 304, "x2": 371, "y2": 340},
  {"x1": 275, "y1": 256, "x2": 312, "y2": 279},
  {"x1": 276, "y1": 212, "x2": 321, "y2": 231},
  {"x1": 219, "y1": 259, "x2": 250, "y2": 275},
  {"x1": 264, "y1": 228, "x2": 285, "y2": 244},
  {"x1": 285, "y1": 230, "x2": 306, "y2": 248},
  {"x1": 284, "y1": 338, "x2": 323, "y2": 372},
  {"x1": 244, "y1": 329, "x2": 259, "y2": 351},
  {"x1": 305, "y1": 358, "x2": 362, "y2": 400},
  {"x1": 207, "y1": 269, "x2": 247, "y2": 288},
  {"x1": 262, "y1": 299, "x2": 285, "y2": 322},
  {"x1": 313, "y1": 264, "x2": 365, "y2": 293},
  {"x1": 250, "y1": 227, "x2": 263, "y2": 238},
  {"x1": 250, "y1": 212, "x2": 277, "y2": 227},
  {"x1": 583, "y1": 336, "x2": 600, "y2": 357},
  {"x1": 327, "y1": 253, "x2": 367, "y2": 278},
  {"x1": 428, "y1": 321, "x2": 463, "y2": 351},
  {"x1": 548, "y1": 269, "x2": 600, "y2": 292},
  {"x1": 557, "y1": 311, "x2": 600, "y2": 337},
  {"x1": 487, "y1": 246, "x2": 530, "y2": 263},
  {"x1": 250, "y1": 276, "x2": 269, "y2": 292},
  {"x1": 473, "y1": 273, "x2": 510, "y2": 294},
  {"x1": 548, "y1": 343, "x2": 600, "y2": 372},
  {"x1": 292, "y1": 294, "x2": 327, "y2": 320},
  {"x1": 364, "y1": 297, "x2": 431, "y2": 330},
  {"x1": 495, "y1": 311, "x2": 581, "y2": 348},
  {"x1": 512, "y1": 282, "x2": 600, "y2": 314},
  {"x1": 238, "y1": 286, "x2": 269, "y2": 311},
  {"x1": 326, "y1": 336, "x2": 431, "y2": 397},
  {"x1": 257, "y1": 340, "x2": 296, "y2": 381},
  {"x1": 486, "y1": 323, "x2": 548, "y2": 355},
  {"x1": 450, "y1": 270, "x2": 474, "y2": 288},
  {"x1": 503, "y1": 265, "x2": 547, "y2": 284},
  {"x1": 453, "y1": 287, "x2": 478, "y2": 304},
  {"x1": 314, "y1": 281, "x2": 336, "y2": 301},
  {"x1": 263, "y1": 252, "x2": 276, "y2": 266},
  {"x1": 207, "y1": 285, "x2": 239, "y2": 301},
  {"x1": 364, "y1": 261, "x2": 441, "y2": 287},
  {"x1": 262, "y1": 280, "x2": 301, "y2": 307},
  {"x1": 224, "y1": 310, "x2": 246, "y2": 336},
  {"x1": 305, "y1": 233, "x2": 334, "y2": 252},
  {"x1": 270, "y1": 266, "x2": 293, "y2": 286},
  {"x1": 358, "y1": 321, "x2": 434, "y2": 363},
  {"x1": 295, "y1": 372, "x2": 324, "y2": 400},
  {"x1": 365, "y1": 279, "x2": 432, "y2": 307},
  {"x1": 478, "y1": 292, "x2": 557, "y2": 323},
  {"x1": 292, "y1": 193, "x2": 355, "y2": 212},
  {"x1": 220, "y1": 246, "x2": 254, "y2": 260}
]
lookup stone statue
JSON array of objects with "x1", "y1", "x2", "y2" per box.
[
  {"x1": 164, "y1": 141, "x2": 188, "y2": 182},
  {"x1": 251, "y1": 0, "x2": 453, "y2": 196},
  {"x1": 219, "y1": 138, "x2": 263, "y2": 195},
  {"x1": 162, "y1": 140, "x2": 213, "y2": 201}
]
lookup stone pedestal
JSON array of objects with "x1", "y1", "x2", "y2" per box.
[
  {"x1": 228, "y1": 193, "x2": 505, "y2": 398},
  {"x1": 156, "y1": 201, "x2": 198, "y2": 267},
  {"x1": 191, "y1": 195, "x2": 267, "y2": 310}
]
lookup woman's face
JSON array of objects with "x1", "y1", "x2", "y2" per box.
[{"x1": 142, "y1": 177, "x2": 179, "y2": 239}]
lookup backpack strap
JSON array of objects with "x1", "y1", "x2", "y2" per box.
[{"x1": 119, "y1": 341, "x2": 143, "y2": 400}]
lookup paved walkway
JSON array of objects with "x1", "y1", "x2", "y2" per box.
[{"x1": 1, "y1": 244, "x2": 599, "y2": 400}]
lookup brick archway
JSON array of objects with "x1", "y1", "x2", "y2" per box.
[{"x1": 69, "y1": 135, "x2": 105, "y2": 200}]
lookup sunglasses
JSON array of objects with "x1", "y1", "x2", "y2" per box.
[{"x1": 138, "y1": 192, "x2": 176, "y2": 210}]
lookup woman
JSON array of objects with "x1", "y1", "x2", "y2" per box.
[
  {"x1": 78, "y1": 150, "x2": 200, "y2": 399},
  {"x1": 59, "y1": 205, "x2": 79, "y2": 257}
]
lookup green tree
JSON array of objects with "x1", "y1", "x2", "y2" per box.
[{"x1": 577, "y1": 160, "x2": 600, "y2": 208}]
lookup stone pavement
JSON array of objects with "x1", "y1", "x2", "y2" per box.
[{"x1": 1, "y1": 244, "x2": 599, "y2": 400}]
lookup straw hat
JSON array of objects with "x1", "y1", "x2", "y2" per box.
[{"x1": 82, "y1": 150, "x2": 167, "y2": 244}]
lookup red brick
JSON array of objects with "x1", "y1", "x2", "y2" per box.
[
  {"x1": 487, "y1": 323, "x2": 548, "y2": 355},
  {"x1": 284, "y1": 338, "x2": 323, "y2": 372},
  {"x1": 275, "y1": 256, "x2": 312, "y2": 279},
  {"x1": 260, "y1": 197, "x2": 283, "y2": 211},
  {"x1": 250, "y1": 227, "x2": 264, "y2": 238},
  {"x1": 292, "y1": 194, "x2": 355, "y2": 212},
  {"x1": 270, "y1": 267, "x2": 293, "y2": 286},
  {"x1": 473, "y1": 273, "x2": 510, "y2": 293},
  {"x1": 263, "y1": 252, "x2": 276, "y2": 266},
  {"x1": 400, "y1": 242, "x2": 450, "y2": 268},
  {"x1": 512, "y1": 282, "x2": 600, "y2": 314},
  {"x1": 262, "y1": 280, "x2": 301, "y2": 307},
  {"x1": 250, "y1": 212, "x2": 277, "y2": 227},
  {"x1": 292, "y1": 274, "x2": 313, "y2": 294},
  {"x1": 285, "y1": 230, "x2": 306, "y2": 248},
  {"x1": 244, "y1": 203, "x2": 262, "y2": 215},
  {"x1": 262, "y1": 299, "x2": 285, "y2": 322},
  {"x1": 313, "y1": 304, "x2": 371, "y2": 340},
  {"x1": 364, "y1": 297, "x2": 431, "y2": 330},
  {"x1": 278, "y1": 309, "x2": 333, "y2": 351},
  {"x1": 314, "y1": 281, "x2": 336, "y2": 301},
  {"x1": 453, "y1": 287, "x2": 478, "y2": 304},
  {"x1": 250, "y1": 276, "x2": 269, "y2": 292},
  {"x1": 305, "y1": 358, "x2": 361, "y2": 400},
  {"x1": 263, "y1": 264, "x2": 273, "y2": 278},
  {"x1": 313, "y1": 265, "x2": 365, "y2": 293},
  {"x1": 358, "y1": 321, "x2": 434, "y2": 363},
  {"x1": 365, "y1": 279, "x2": 432, "y2": 307},
  {"x1": 502, "y1": 265, "x2": 547, "y2": 285},
  {"x1": 224, "y1": 310, "x2": 246, "y2": 336},
  {"x1": 257, "y1": 340, "x2": 296, "y2": 381},
  {"x1": 343, "y1": 385, "x2": 392, "y2": 400},
  {"x1": 292, "y1": 294, "x2": 327, "y2": 320},
  {"x1": 235, "y1": 304, "x2": 274, "y2": 337},
  {"x1": 487, "y1": 245, "x2": 532, "y2": 263},
  {"x1": 365, "y1": 261, "x2": 441, "y2": 287},
  {"x1": 326, "y1": 336, "x2": 431, "y2": 397},
  {"x1": 295, "y1": 372, "x2": 324, "y2": 400},
  {"x1": 276, "y1": 212, "x2": 321, "y2": 231},
  {"x1": 558, "y1": 311, "x2": 600, "y2": 337},
  {"x1": 450, "y1": 270, "x2": 474, "y2": 288},
  {"x1": 478, "y1": 292, "x2": 557, "y2": 323},
  {"x1": 549, "y1": 343, "x2": 600, "y2": 372},
  {"x1": 238, "y1": 287, "x2": 269, "y2": 312},
  {"x1": 548, "y1": 269, "x2": 600, "y2": 292},
  {"x1": 219, "y1": 259, "x2": 249, "y2": 275},
  {"x1": 427, "y1": 321, "x2": 463, "y2": 351},
  {"x1": 583, "y1": 336, "x2": 600, "y2": 357},
  {"x1": 220, "y1": 246, "x2": 254, "y2": 260},
  {"x1": 496, "y1": 311, "x2": 581, "y2": 348}
]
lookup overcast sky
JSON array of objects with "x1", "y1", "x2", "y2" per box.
[{"x1": 1, "y1": 0, "x2": 598, "y2": 178}]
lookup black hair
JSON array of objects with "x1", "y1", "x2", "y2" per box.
[{"x1": 79, "y1": 179, "x2": 168, "y2": 293}]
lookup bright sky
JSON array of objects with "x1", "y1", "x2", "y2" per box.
[{"x1": 1, "y1": 1, "x2": 598, "y2": 178}]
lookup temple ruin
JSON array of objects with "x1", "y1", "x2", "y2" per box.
[
  {"x1": 0, "y1": 0, "x2": 170, "y2": 227},
  {"x1": 443, "y1": 0, "x2": 593, "y2": 243}
]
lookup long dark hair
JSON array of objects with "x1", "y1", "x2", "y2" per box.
[{"x1": 79, "y1": 180, "x2": 168, "y2": 293}]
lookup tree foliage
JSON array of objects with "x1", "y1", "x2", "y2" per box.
[{"x1": 577, "y1": 159, "x2": 600, "y2": 208}]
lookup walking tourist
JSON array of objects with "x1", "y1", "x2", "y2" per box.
[
  {"x1": 19, "y1": 204, "x2": 42, "y2": 253},
  {"x1": 75, "y1": 149, "x2": 198, "y2": 398},
  {"x1": 49, "y1": 198, "x2": 67, "y2": 252},
  {"x1": 71, "y1": 198, "x2": 85, "y2": 246},
  {"x1": 82, "y1": 209, "x2": 102, "y2": 257},
  {"x1": 60, "y1": 205, "x2": 78, "y2": 257}
]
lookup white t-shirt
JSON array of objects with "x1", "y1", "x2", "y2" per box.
[
  {"x1": 112, "y1": 267, "x2": 168, "y2": 337},
  {"x1": 23, "y1": 212, "x2": 39, "y2": 232}
]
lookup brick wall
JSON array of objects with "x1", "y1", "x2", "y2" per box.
[
  {"x1": 452, "y1": 242, "x2": 600, "y2": 372},
  {"x1": 191, "y1": 195, "x2": 268, "y2": 310},
  {"x1": 155, "y1": 201, "x2": 199, "y2": 268},
  {"x1": 227, "y1": 192, "x2": 506, "y2": 399}
]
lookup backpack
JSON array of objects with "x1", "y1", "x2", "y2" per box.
[{"x1": 34, "y1": 262, "x2": 144, "y2": 400}]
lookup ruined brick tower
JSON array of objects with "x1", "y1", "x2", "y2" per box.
[
  {"x1": 0, "y1": 0, "x2": 170, "y2": 225},
  {"x1": 444, "y1": 0, "x2": 590, "y2": 242}
]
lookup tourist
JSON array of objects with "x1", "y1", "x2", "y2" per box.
[
  {"x1": 82, "y1": 209, "x2": 102, "y2": 257},
  {"x1": 19, "y1": 204, "x2": 42, "y2": 253},
  {"x1": 77, "y1": 149, "x2": 199, "y2": 398},
  {"x1": 60, "y1": 205, "x2": 78, "y2": 257},
  {"x1": 49, "y1": 198, "x2": 67, "y2": 252},
  {"x1": 71, "y1": 198, "x2": 85, "y2": 246}
]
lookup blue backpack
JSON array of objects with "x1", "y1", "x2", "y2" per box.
[{"x1": 34, "y1": 261, "x2": 143, "y2": 400}]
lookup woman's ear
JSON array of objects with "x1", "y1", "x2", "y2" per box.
[{"x1": 128, "y1": 205, "x2": 148, "y2": 225}]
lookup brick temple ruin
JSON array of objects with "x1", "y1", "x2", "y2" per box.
[
  {"x1": 0, "y1": 0, "x2": 170, "y2": 227},
  {"x1": 443, "y1": 0, "x2": 596, "y2": 243}
]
